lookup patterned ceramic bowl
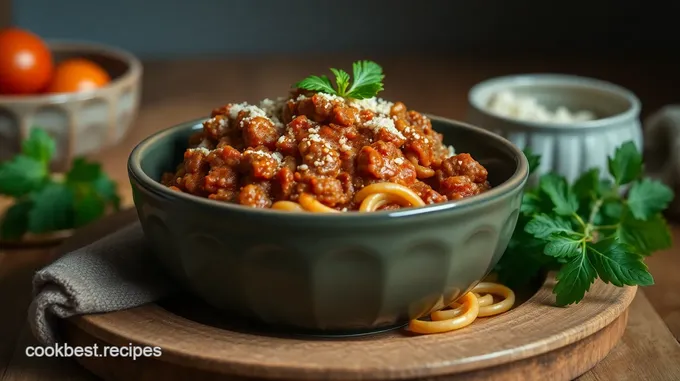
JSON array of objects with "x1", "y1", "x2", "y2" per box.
[
  {"x1": 127, "y1": 116, "x2": 528, "y2": 334},
  {"x1": 467, "y1": 74, "x2": 642, "y2": 184},
  {"x1": 0, "y1": 40, "x2": 142, "y2": 171}
]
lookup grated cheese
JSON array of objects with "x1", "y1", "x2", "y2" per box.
[
  {"x1": 447, "y1": 145, "x2": 456, "y2": 157},
  {"x1": 258, "y1": 97, "x2": 287, "y2": 128},
  {"x1": 338, "y1": 136, "x2": 352, "y2": 152},
  {"x1": 229, "y1": 103, "x2": 267, "y2": 120},
  {"x1": 243, "y1": 149, "x2": 283, "y2": 164},
  {"x1": 316, "y1": 92, "x2": 345, "y2": 103},
  {"x1": 306, "y1": 133, "x2": 323, "y2": 143},
  {"x1": 487, "y1": 90, "x2": 596, "y2": 123},
  {"x1": 349, "y1": 97, "x2": 394, "y2": 115},
  {"x1": 364, "y1": 116, "x2": 405, "y2": 140},
  {"x1": 298, "y1": 164, "x2": 309, "y2": 171},
  {"x1": 394, "y1": 157, "x2": 404, "y2": 165},
  {"x1": 203, "y1": 116, "x2": 229, "y2": 135},
  {"x1": 188, "y1": 147, "x2": 212, "y2": 156}
]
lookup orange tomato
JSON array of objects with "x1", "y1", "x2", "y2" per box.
[
  {"x1": 0, "y1": 28, "x2": 53, "y2": 95},
  {"x1": 46, "y1": 58, "x2": 110, "y2": 93}
]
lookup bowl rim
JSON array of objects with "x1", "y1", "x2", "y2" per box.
[
  {"x1": 468, "y1": 73, "x2": 641, "y2": 130},
  {"x1": 0, "y1": 39, "x2": 142, "y2": 104},
  {"x1": 128, "y1": 115, "x2": 528, "y2": 222}
]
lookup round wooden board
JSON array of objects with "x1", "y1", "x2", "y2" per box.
[{"x1": 56, "y1": 209, "x2": 637, "y2": 381}]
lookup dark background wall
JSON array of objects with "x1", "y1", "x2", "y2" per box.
[{"x1": 8, "y1": 0, "x2": 679, "y2": 59}]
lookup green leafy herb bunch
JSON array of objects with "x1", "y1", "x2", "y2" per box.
[
  {"x1": 0, "y1": 128, "x2": 121, "y2": 240},
  {"x1": 496, "y1": 142, "x2": 674, "y2": 305}
]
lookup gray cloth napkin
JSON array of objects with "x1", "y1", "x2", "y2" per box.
[{"x1": 28, "y1": 222, "x2": 174, "y2": 345}]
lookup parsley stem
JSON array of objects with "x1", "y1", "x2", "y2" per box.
[
  {"x1": 587, "y1": 198, "x2": 604, "y2": 227},
  {"x1": 572, "y1": 213, "x2": 587, "y2": 230},
  {"x1": 594, "y1": 224, "x2": 619, "y2": 230}
]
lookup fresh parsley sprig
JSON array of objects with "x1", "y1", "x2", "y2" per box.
[
  {"x1": 294, "y1": 60, "x2": 385, "y2": 99},
  {"x1": 496, "y1": 141, "x2": 674, "y2": 306},
  {"x1": 0, "y1": 128, "x2": 121, "y2": 240}
]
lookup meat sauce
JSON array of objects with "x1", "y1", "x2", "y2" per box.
[{"x1": 160, "y1": 90, "x2": 491, "y2": 211}]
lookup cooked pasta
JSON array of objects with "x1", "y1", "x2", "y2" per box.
[{"x1": 408, "y1": 282, "x2": 515, "y2": 335}]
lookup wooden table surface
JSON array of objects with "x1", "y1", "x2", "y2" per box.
[{"x1": 1, "y1": 54, "x2": 680, "y2": 380}]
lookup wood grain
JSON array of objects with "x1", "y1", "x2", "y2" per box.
[
  {"x1": 63, "y1": 312, "x2": 628, "y2": 381},
  {"x1": 43, "y1": 210, "x2": 635, "y2": 380}
]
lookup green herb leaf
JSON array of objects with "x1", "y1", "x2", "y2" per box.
[
  {"x1": 544, "y1": 235, "x2": 583, "y2": 258},
  {"x1": 553, "y1": 252, "x2": 598, "y2": 306},
  {"x1": 27, "y1": 182, "x2": 74, "y2": 233},
  {"x1": 330, "y1": 68, "x2": 350, "y2": 96},
  {"x1": 294, "y1": 75, "x2": 337, "y2": 95},
  {"x1": 608, "y1": 141, "x2": 642, "y2": 185},
  {"x1": 0, "y1": 199, "x2": 33, "y2": 240},
  {"x1": 525, "y1": 214, "x2": 574, "y2": 239},
  {"x1": 573, "y1": 168, "x2": 600, "y2": 201},
  {"x1": 523, "y1": 147, "x2": 541, "y2": 175},
  {"x1": 627, "y1": 178, "x2": 674, "y2": 220},
  {"x1": 347, "y1": 60, "x2": 384, "y2": 99},
  {"x1": 520, "y1": 192, "x2": 544, "y2": 215},
  {"x1": 539, "y1": 173, "x2": 578, "y2": 215},
  {"x1": 294, "y1": 60, "x2": 384, "y2": 99},
  {"x1": 74, "y1": 191, "x2": 106, "y2": 227},
  {"x1": 66, "y1": 158, "x2": 102, "y2": 183},
  {"x1": 587, "y1": 240, "x2": 654, "y2": 287},
  {"x1": 22, "y1": 128, "x2": 56, "y2": 165},
  {"x1": 0, "y1": 156, "x2": 48, "y2": 197},
  {"x1": 496, "y1": 245, "x2": 548, "y2": 289},
  {"x1": 92, "y1": 175, "x2": 121, "y2": 210},
  {"x1": 617, "y1": 211, "x2": 672, "y2": 255}
]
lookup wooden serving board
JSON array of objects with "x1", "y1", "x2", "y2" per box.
[{"x1": 57, "y1": 210, "x2": 636, "y2": 381}]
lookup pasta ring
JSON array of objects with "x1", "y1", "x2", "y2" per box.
[
  {"x1": 298, "y1": 193, "x2": 340, "y2": 213},
  {"x1": 271, "y1": 201, "x2": 305, "y2": 211},
  {"x1": 408, "y1": 292, "x2": 479, "y2": 334},
  {"x1": 472, "y1": 282, "x2": 515, "y2": 317},
  {"x1": 430, "y1": 292, "x2": 493, "y2": 320},
  {"x1": 354, "y1": 183, "x2": 426, "y2": 207},
  {"x1": 359, "y1": 193, "x2": 406, "y2": 212},
  {"x1": 476, "y1": 293, "x2": 494, "y2": 307}
]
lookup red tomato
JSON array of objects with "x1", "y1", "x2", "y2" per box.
[
  {"x1": 46, "y1": 58, "x2": 110, "y2": 93},
  {"x1": 0, "y1": 28, "x2": 54, "y2": 95}
]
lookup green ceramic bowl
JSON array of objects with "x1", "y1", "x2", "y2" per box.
[{"x1": 127, "y1": 116, "x2": 528, "y2": 334}]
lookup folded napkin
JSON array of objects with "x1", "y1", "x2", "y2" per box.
[{"x1": 28, "y1": 222, "x2": 174, "y2": 345}]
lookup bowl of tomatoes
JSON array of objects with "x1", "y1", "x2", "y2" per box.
[{"x1": 0, "y1": 28, "x2": 142, "y2": 171}]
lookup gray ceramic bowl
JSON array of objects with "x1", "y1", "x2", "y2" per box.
[
  {"x1": 127, "y1": 116, "x2": 528, "y2": 334},
  {"x1": 467, "y1": 74, "x2": 642, "y2": 184}
]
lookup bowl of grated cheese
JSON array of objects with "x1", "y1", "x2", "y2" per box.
[{"x1": 467, "y1": 74, "x2": 642, "y2": 183}]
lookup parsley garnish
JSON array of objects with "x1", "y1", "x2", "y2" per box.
[
  {"x1": 294, "y1": 60, "x2": 385, "y2": 99},
  {"x1": 496, "y1": 142, "x2": 673, "y2": 306},
  {"x1": 0, "y1": 128, "x2": 121, "y2": 240}
]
